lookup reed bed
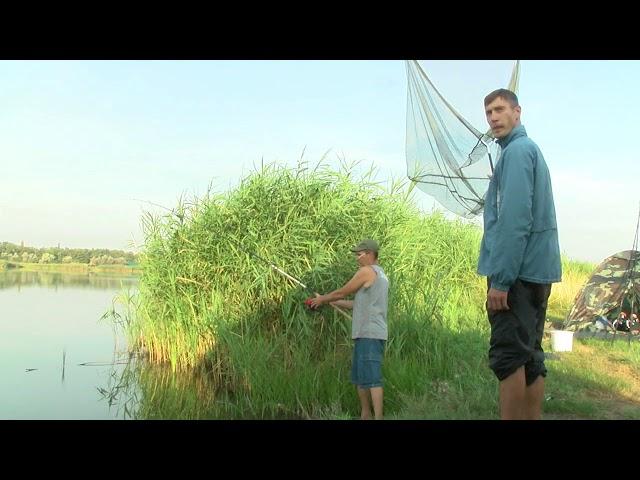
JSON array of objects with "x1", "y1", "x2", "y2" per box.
[{"x1": 114, "y1": 160, "x2": 592, "y2": 418}]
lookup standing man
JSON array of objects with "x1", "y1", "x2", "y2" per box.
[
  {"x1": 309, "y1": 239, "x2": 389, "y2": 420},
  {"x1": 478, "y1": 89, "x2": 562, "y2": 420}
]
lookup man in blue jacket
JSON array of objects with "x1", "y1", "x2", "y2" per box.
[{"x1": 478, "y1": 89, "x2": 562, "y2": 420}]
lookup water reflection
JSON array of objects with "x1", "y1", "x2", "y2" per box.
[
  {"x1": 99, "y1": 355, "x2": 228, "y2": 420},
  {"x1": 0, "y1": 270, "x2": 139, "y2": 291}
]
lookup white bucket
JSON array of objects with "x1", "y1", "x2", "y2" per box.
[{"x1": 550, "y1": 330, "x2": 574, "y2": 352}]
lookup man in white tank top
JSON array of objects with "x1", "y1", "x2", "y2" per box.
[{"x1": 309, "y1": 239, "x2": 389, "y2": 420}]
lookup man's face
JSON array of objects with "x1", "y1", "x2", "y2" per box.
[
  {"x1": 485, "y1": 96, "x2": 521, "y2": 139},
  {"x1": 353, "y1": 250, "x2": 370, "y2": 266}
]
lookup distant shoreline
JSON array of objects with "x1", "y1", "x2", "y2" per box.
[{"x1": 0, "y1": 261, "x2": 141, "y2": 275}]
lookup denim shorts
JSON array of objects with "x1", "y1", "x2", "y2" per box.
[{"x1": 351, "y1": 338, "x2": 385, "y2": 388}]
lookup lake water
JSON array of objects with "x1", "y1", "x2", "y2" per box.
[{"x1": 0, "y1": 270, "x2": 138, "y2": 419}]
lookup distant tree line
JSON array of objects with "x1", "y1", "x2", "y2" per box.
[{"x1": 0, "y1": 242, "x2": 138, "y2": 265}]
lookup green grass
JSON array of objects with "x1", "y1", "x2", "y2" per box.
[
  {"x1": 103, "y1": 160, "x2": 639, "y2": 420},
  {"x1": 546, "y1": 257, "x2": 596, "y2": 325},
  {"x1": 122, "y1": 160, "x2": 484, "y2": 370},
  {"x1": 100, "y1": 323, "x2": 640, "y2": 419},
  {"x1": 541, "y1": 337, "x2": 640, "y2": 419},
  {"x1": 104, "y1": 327, "x2": 640, "y2": 420}
]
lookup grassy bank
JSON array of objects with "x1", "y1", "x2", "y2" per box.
[
  {"x1": 104, "y1": 332, "x2": 640, "y2": 420},
  {"x1": 110, "y1": 160, "x2": 639, "y2": 419}
]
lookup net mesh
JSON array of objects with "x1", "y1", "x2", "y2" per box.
[{"x1": 405, "y1": 60, "x2": 520, "y2": 218}]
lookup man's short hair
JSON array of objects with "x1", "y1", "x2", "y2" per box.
[{"x1": 484, "y1": 88, "x2": 519, "y2": 107}]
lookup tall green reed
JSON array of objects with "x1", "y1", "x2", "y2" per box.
[{"x1": 110, "y1": 160, "x2": 589, "y2": 417}]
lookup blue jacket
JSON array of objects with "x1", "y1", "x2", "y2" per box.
[{"x1": 477, "y1": 124, "x2": 562, "y2": 291}]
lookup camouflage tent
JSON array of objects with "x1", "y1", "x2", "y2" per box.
[{"x1": 564, "y1": 250, "x2": 640, "y2": 331}]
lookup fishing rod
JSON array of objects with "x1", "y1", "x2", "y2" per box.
[{"x1": 229, "y1": 239, "x2": 352, "y2": 320}]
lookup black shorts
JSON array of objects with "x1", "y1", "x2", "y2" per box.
[{"x1": 487, "y1": 278, "x2": 551, "y2": 386}]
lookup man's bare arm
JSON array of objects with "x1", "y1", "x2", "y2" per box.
[
  {"x1": 309, "y1": 267, "x2": 374, "y2": 308},
  {"x1": 330, "y1": 300, "x2": 354, "y2": 310}
]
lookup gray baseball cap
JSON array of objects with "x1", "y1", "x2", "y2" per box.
[{"x1": 350, "y1": 239, "x2": 379, "y2": 253}]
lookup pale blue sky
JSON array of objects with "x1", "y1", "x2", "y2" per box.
[{"x1": 1, "y1": 60, "x2": 637, "y2": 263}]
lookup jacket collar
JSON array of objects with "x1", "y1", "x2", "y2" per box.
[{"x1": 496, "y1": 124, "x2": 527, "y2": 148}]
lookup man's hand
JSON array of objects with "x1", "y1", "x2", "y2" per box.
[
  {"x1": 487, "y1": 287, "x2": 509, "y2": 312},
  {"x1": 308, "y1": 293, "x2": 324, "y2": 310}
]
